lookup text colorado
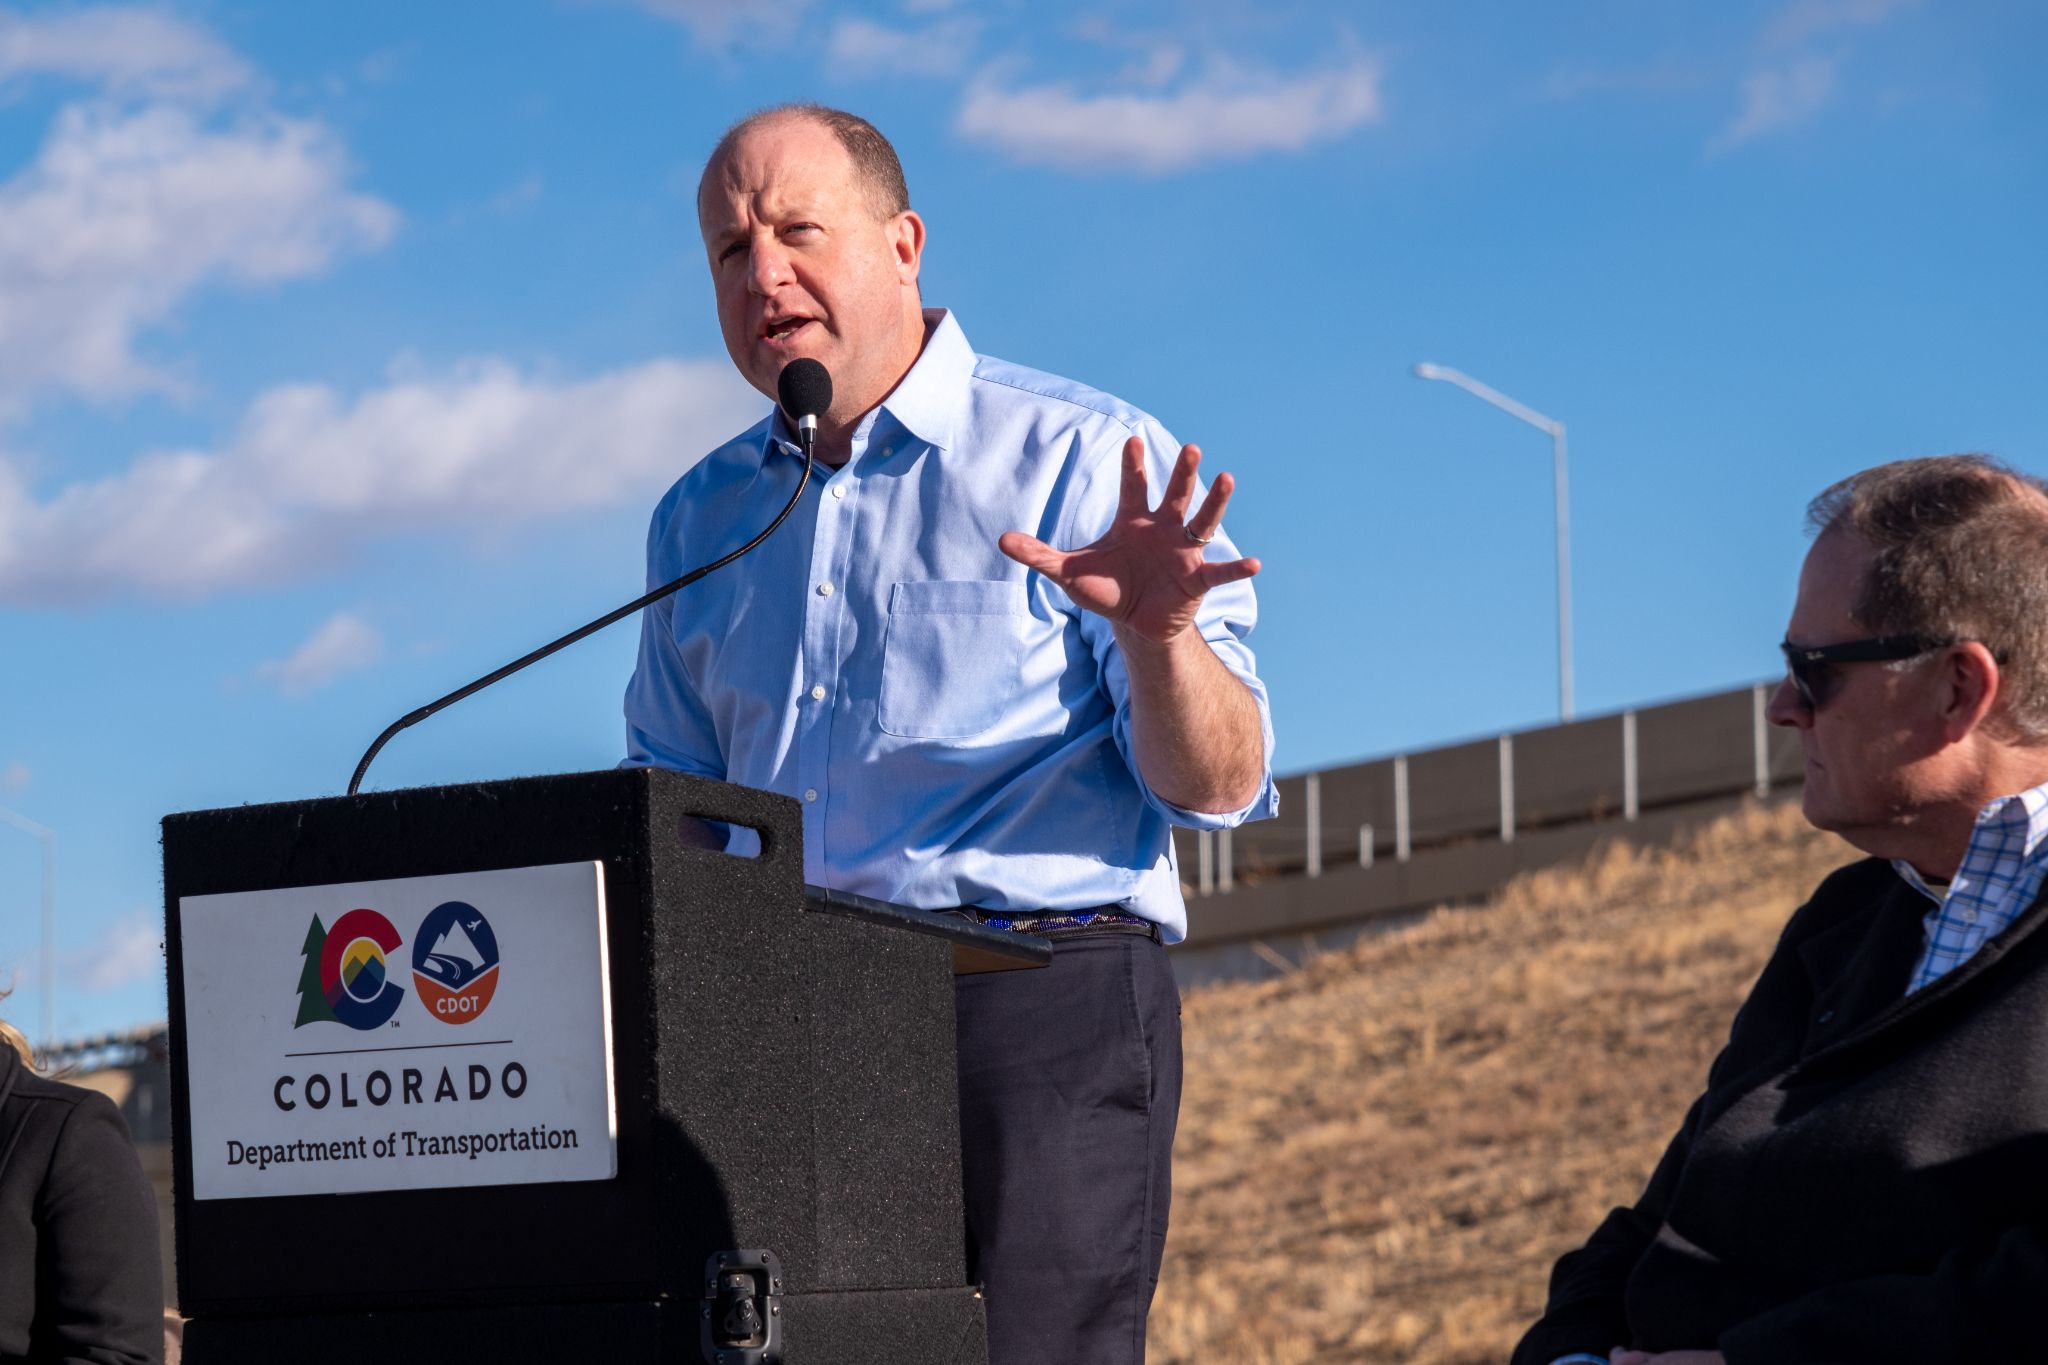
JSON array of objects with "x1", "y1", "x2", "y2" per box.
[{"x1": 272, "y1": 1061, "x2": 528, "y2": 1112}]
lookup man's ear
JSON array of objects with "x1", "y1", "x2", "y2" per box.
[
  {"x1": 1940, "y1": 640, "x2": 2002, "y2": 742},
  {"x1": 891, "y1": 209, "x2": 925, "y2": 284}
]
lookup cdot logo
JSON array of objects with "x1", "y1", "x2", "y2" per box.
[
  {"x1": 293, "y1": 908, "x2": 406, "y2": 1031},
  {"x1": 411, "y1": 900, "x2": 501, "y2": 1025}
]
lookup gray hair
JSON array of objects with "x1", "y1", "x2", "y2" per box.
[{"x1": 1807, "y1": 453, "x2": 2048, "y2": 741}]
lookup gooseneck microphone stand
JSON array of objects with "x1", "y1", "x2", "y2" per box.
[{"x1": 346, "y1": 359, "x2": 831, "y2": 796}]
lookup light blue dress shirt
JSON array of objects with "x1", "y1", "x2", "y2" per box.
[{"x1": 621, "y1": 309, "x2": 1278, "y2": 941}]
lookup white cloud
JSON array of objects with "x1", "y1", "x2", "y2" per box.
[
  {"x1": 0, "y1": 8, "x2": 398, "y2": 412},
  {"x1": 64, "y1": 911, "x2": 161, "y2": 992},
  {"x1": 1, "y1": 760, "x2": 26, "y2": 793},
  {"x1": 1705, "y1": 0, "x2": 1915, "y2": 152},
  {"x1": 1763, "y1": 0, "x2": 1918, "y2": 52},
  {"x1": 487, "y1": 173, "x2": 544, "y2": 216},
  {"x1": 826, "y1": 18, "x2": 977, "y2": 79},
  {"x1": 1066, "y1": 19, "x2": 1186, "y2": 89},
  {"x1": 1712, "y1": 56, "x2": 1838, "y2": 150},
  {"x1": 0, "y1": 357, "x2": 763, "y2": 606},
  {"x1": 0, "y1": 5, "x2": 252, "y2": 103},
  {"x1": 1117, "y1": 44, "x2": 1186, "y2": 91},
  {"x1": 257, "y1": 612, "x2": 382, "y2": 696},
  {"x1": 957, "y1": 56, "x2": 1384, "y2": 174},
  {"x1": 610, "y1": 0, "x2": 811, "y2": 48},
  {"x1": 0, "y1": 102, "x2": 398, "y2": 407}
]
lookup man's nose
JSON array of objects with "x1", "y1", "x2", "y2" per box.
[
  {"x1": 1765, "y1": 673, "x2": 1810, "y2": 729},
  {"x1": 747, "y1": 238, "x2": 790, "y2": 295}
]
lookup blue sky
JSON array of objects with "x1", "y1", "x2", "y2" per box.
[{"x1": 0, "y1": 0, "x2": 2042, "y2": 1041}]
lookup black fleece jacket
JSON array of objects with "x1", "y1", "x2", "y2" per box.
[
  {"x1": 1514, "y1": 857, "x2": 2048, "y2": 1365},
  {"x1": 0, "y1": 1045, "x2": 161, "y2": 1365}
]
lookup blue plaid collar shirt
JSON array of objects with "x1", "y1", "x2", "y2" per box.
[{"x1": 1893, "y1": 778, "x2": 2048, "y2": 994}]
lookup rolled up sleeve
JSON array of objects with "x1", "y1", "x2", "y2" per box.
[{"x1": 1073, "y1": 417, "x2": 1279, "y2": 831}]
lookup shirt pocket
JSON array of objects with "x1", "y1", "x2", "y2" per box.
[{"x1": 877, "y1": 579, "x2": 1030, "y2": 739}]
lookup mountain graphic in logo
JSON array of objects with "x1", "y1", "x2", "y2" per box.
[
  {"x1": 411, "y1": 900, "x2": 501, "y2": 1024},
  {"x1": 294, "y1": 908, "x2": 405, "y2": 1031}
]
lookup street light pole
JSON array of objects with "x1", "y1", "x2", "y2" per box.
[
  {"x1": 0, "y1": 806, "x2": 55, "y2": 1048},
  {"x1": 1413, "y1": 362, "x2": 1575, "y2": 722}
]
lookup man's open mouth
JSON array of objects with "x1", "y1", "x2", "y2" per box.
[{"x1": 763, "y1": 317, "x2": 814, "y2": 341}]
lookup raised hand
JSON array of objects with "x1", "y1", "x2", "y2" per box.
[{"x1": 997, "y1": 435, "x2": 1259, "y2": 645}]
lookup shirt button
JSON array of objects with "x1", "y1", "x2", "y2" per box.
[
  {"x1": 1960, "y1": 906, "x2": 1979, "y2": 925},
  {"x1": 810, "y1": 684, "x2": 826, "y2": 701},
  {"x1": 830, "y1": 485, "x2": 846, "y2": 500},
  {"x1": 804, "y1": 788, "x2": 818, "y2": 802},
  {"x1": 817, "y1": 581, "x2": 835, "y2": 596}
]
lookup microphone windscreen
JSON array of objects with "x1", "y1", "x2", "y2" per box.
[{"x1": 777, "y1": 358, "x2": 832, "y2": 423}]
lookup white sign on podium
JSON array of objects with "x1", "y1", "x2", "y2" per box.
[{"x1": 180, "y1": 861, "x2": 617, "y2": 1200}]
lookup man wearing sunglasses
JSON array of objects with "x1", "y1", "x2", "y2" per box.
[{"x1": 1515, "y1": 453, "x2": 2048, "y2": 1365}]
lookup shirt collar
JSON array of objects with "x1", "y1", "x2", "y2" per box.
[
  {"x1": 875, "y1": 307, "x2": 971, "y2": 453},
  {"x1": 1893, "y1": 861, "x2": 1943, "y2": 905},
  {"x1": 1892, "y1": 776, "x2": 2048, "y2": 904},
  {"x1": 757, "y1": 307, "x2": 972, "y2": 462}
]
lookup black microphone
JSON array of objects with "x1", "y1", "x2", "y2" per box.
[
  {"x1": 778, "y1": 357, "x2": 830, "y2": 459},
  {"x1": 346, "y1": 359, "x2": 833, "y2": 796}
]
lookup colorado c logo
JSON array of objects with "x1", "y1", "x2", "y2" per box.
[
  {"x1": 411, "y1": 900, "x2": 500, "y2": 1024},
  {"x1": 303, "y1": 908, "x2": 406, "y2": 1030}
]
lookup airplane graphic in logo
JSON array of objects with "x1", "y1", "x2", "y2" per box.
[{"x1": 410, "y1": 901, "x2": 501, "y2": 1024}]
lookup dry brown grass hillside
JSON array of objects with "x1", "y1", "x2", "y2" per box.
[{"x1": 1149, "y1": 801, "x2": 1856, "y2": 1364}]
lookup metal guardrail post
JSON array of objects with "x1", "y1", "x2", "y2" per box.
[
  {"x1": 1166, "y1": 679, "x2": 1799, "y2": 953},
  {"x1": 1752, "y1": 683, "x2": 1771, "y2": 798},
  {"x1": 1623, "y1": 709, "x2": 1639, "y2": 821},
  {"x1": 1393, "y1": 755, "x2": 1411, "y2": 862},
  {"x1": 1499, "y1": 735, "x2": 1516, "y2": 844},
  {"x1": 1304, "y1": 772, "x2": 1322, "y2": 878}
]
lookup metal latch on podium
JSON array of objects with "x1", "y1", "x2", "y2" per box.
[{"x1": 702, "y1": 1249, "x2": 783, "y2": 1364}]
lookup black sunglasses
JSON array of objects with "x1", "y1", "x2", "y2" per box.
[{"x1": 1780, "y1": 634, "x2": 1954, "y2": 711}]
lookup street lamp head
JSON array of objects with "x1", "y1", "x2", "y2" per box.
[{"x1": 1404, "y1": 360, "x2": 1573, "y2": 721}]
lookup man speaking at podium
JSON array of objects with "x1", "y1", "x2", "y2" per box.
[{"x1": 620, "y1": 105, "x2": 1277, "y2": 1363}]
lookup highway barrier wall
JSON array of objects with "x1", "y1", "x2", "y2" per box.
[{"x1": 1170, "y1": 681, "x2": 1805, "y2": 983}]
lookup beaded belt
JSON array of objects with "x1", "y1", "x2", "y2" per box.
[{"x1": 945, "y1": 906, "x2": 1158, "y2": 941}]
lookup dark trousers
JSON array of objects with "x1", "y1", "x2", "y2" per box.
[{"x1": 954, "y1": 933, "x2": 1183, "y2": 1365}]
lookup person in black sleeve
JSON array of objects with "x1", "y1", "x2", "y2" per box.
[
  {"x1": 0, "y1": 1010, "x2": 163, "y2": 1365},
  {"x1": 1515, "y1": 453, "x2": 2048, "y2": 1365}
]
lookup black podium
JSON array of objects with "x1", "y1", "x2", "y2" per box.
[{"x1": 162, "y1": 767, "x2": 1044, "y2": 1364}]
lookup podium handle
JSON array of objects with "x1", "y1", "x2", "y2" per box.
[{"x1": 671, "y1": 803, "x2": 802, "y2": 886}]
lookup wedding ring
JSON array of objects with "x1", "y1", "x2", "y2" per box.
[{"x1": 1184, "y1": 526, "x2": 1215, "y2": 546}]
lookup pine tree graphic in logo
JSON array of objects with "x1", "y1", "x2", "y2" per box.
[
  {"x1": 292, "y1": 908, "x2": 405, "y2": 1030},
  {"x1": 293, "y1": 914, "x2": 338, "y2": 1027}
]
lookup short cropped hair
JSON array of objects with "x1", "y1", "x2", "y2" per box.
[
  {"x1": 701, "y1": 103, "x2": 910, "y2": 219},
  {"x1": 1808, "y1": 453, "x2": 2048, "y2": 741}
]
